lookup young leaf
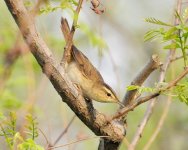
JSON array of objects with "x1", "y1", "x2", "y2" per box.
[
  {"x1": 144, "y1": 30, "x2": 160, "y2": 41},
  {"x1": 145, "y1": 18, "x2": 173, "y2": 27},
  {"x1": 17, "y1": 139, "x2": 44, "y2": 150},
  {"x1": 25, "y1": 114, "x2": 39, "y2": 140},
  {"x1": 126, "y1": 85, "x2": 140, "y2": 91},
  {"x1": 175, "y1": 10, "x2": 183, "y2": 24},
  {"x1": 163, "y1": 43, "x2": 178, "y2": 49}
]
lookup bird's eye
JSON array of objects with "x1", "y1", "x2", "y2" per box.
[{"x1": 107, "y1": 93, "x2": 111, "y2": 97}]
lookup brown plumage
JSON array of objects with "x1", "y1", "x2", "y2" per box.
[
  {"x1": 61, "y1": 18, "x2": 123, "y2": 105},
  {"x1": 72, "y1": 45, "x2": 103, "y2": 82}
]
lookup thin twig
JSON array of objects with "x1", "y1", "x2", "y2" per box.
[
  {"x1": 53, "y1": 115, "x2": 76, "y2": 146},
  {"x1": 111, "y1": 67, "x2": 188, "y2": 120},
  {"x1": 128, "y1": 51, "x2": 175, "y2": 150},
  {"x1": 38, "y1": 128, "x2": 50, "y2": 146},
  {"x1": 143, "y1": 61, "x2": 175, "y2": 150},
  {"x1": 61, "y1": 0, "x2": 84, "y2": 65},
  {"x1": 128, "y1": 0, "x2": 182, "y2": 149},
  {"x1": 4, "y1": 0, "x2": 125, "y2": 145},
  {"x1": 170, "y1": 52, "x2": 188, "y2": 63},
  {"x1": 48, "y1": 136, "x2": 109, "y2": 149},
  {"x1": 123, "y1": 54, "x2": 161, "y2": 106},
  {"x1": 143, "y1": 95, "x2": 172, "y2": 150}
]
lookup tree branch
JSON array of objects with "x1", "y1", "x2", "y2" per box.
[
  {"x1": 52, "y1": 115, "x2": 76, "y2": 146},
  {"x1": 128, "y1": 50, "x2": 175, "y2": 150},
  {"x1": 128, "y1": 1, "x2": 182, "y2": 148},
  {"x1": 61, "y1": 0, "x2": 83, "y2": 65},
  {"x1": 111, "y1": 67, "x2": 188, "y2": 120},
  {"x1": 143, "y1": 95, "x2": 171, "y2": 150},
  {"x1": 4, "y1": 0, "x2": 125, "y2": 145},
  {"x1": 123, "y1": 54, "x2": 161, "y2": 106},
  {"x1": 61, "y1": 16, "x2": 123, "y2": 150}
]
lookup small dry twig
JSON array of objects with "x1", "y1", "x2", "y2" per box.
[
  {"x1": 143, "y1": 95, "x2": 172, "y2": 150},
  {"x1": 123, "y1": 54, "x2": 161, "y2": 106},
  {"x1": 53, "y1": 115, "x2": 76, "y2": 146},
  {"x1": 4, "y1": 1, "x2": 125, "y2": 149},
  {"x1": 128, "y1": 0, "x2": 182, "y2": 148},
  {"x1": 48, "y1": 136, "x2": 109, "y2": 150},
  {"x1": 111, "y1": 66, "x2": 188, "y2": 121}
]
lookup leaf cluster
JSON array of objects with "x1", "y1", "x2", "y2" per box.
[
  {"x1": 0, "y1": 112, "x2": 43, "y2": 150},
  {"x1": 144, "y1": 8, "x2": 188, "y2": 67},
  {"x1": 127, "y1": 80, "x2": 188, "y2": 105},
  {"x1": 79, "y1": 23, "x2": 108, "y2": 54},
  {"x1": 172, "y1": 81, "x2": 188, "y2": 105},
  {"x1": 39, "y1": 0, "x2": 78, "y2": 14},
  {"x1": 127, "y1": 85, "x2": 156, "y2": 94},
  {"x1": 25, "y1": 114, "x2": 39, "y2": 140},
  {"x1": 0, "y1": 112, "x2": 16, "y2": 149}
]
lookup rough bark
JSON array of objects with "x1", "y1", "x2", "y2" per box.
[{"x1": 4, "y1": 0, "x2": 125, "y2": 149}]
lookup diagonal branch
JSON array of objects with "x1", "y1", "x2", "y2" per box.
[
  {"x1": 129, "y1": 1, "x2": 182, "y2": 148},
  {"x1": 4, "y1": 0, "x2": 125, "y2": 145},
  {"x1": 53, "y1": 115, "x2": 76, "y2": 146},
  {"x1": 111, "y1": 67, "x2": 188, "y2": 120},
  {"x1": 128, "y1": 50, "x2": 175, "y2": 150},
  {"x1": 123, "y1": 54, "x2": 161, "y2": 106},
  {"x1": 143, "y1": 95, "x2": 172, "y2": 150},
  {"x1": 60, "y1": 16, "x2": 123, "y2": 150},
  {"x1": 61, "y1": 0, "x2": 84, "y2": 65}
]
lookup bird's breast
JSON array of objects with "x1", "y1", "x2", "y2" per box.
[{"x1": 66, "y1": 62, "x2": 95, "y2": 98}]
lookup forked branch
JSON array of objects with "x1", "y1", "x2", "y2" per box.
[
  {"x1": 123, "y1": 54, "x2": 161, "y2": 106},
  {"x1": 4, "y1": 0, "x2": 125, "y2": 147},
  {"x1": 112, "y1": 67, "x2": 188, "y2": 120}
]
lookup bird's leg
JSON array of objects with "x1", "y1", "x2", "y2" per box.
[{"x1": 85, "y1": 97, "x2": 96, "y2": 121}]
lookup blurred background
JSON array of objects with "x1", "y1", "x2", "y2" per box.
[{"x1": 0, "y1": 0, "x2": 188, "y2": 149}]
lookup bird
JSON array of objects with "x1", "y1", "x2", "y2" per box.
[{"x1": 61, "y1": 18, "x2": 124, "y2": 107}]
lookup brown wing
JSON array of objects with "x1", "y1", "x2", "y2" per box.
[{"x1": 71, "y1": 45, "x2": 104, "y2": 82}]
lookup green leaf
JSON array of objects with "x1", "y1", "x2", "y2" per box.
[
  {"x1": 182, "y1": 32, "x2": 188, "y2": 39},
  {"x1": 25, "y1": 114, "x2": 39, "y2": 140},
  {"x1": 69, "y1": 0, "x2": 79, "y2": 6},
  {"x1": 24, "y1": 0, "x2": 34, "y2": 8},
  {"x1": 17, "y1": 139, "x2": 44, "y2": 150},
  {"x1": 178, "y1": 94, "x2": 188, "y2": 105},
  {"x1": 182, "y1": 8, "x2": 188, "y2": 21},
  {"x1": 145, "y1": 18, "x2": 173, "y2": 27},
  {"x1": 175, "y1": 10, "x2": 183, "y2": 24},
  {"x1": 138, "y1": 87, "x2": 155, "y2": 93},
  {"x1": 183, "y1": 26, "x2": 188, "y2": 32},
  {"x1": 144, "y1": 28, "x2": 165, "y2": 42},
  {"x1": 79, "y1": 23, "x2": 108, "y2": 51},
  {"x1": 172, "y1": 82, "x2": 188, "y2": 105},
  {"x1": 163, "y1": 43, "x2": 178, "y2": 49},
  {"x1": 144, "y1": 30, "x2": 160, "y2": 41},
  {"x1": 175, "y1": 24, "x2": 185, "y2": 30},
  {"x1": 126, "y1": 85, "x2": 155, "y2": 94},
  {"x1": 126, "y1": 85, "x2": 140, "y2": 91},
  {"x1": 0, "y1": 112, "x2": 6, "y2": 120},
  {"x1": 164, "y1": 27, "x2": 177, "y2": 37},
  {"x1": 0, "y1": 90, "x2": 22, "y2": 110},
  {"x1": 163, "y1": 35, "x2": 178, "y2": 42},
  {"x1": 0, "y1": 112, "x2": 17, "y2": 149}
]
